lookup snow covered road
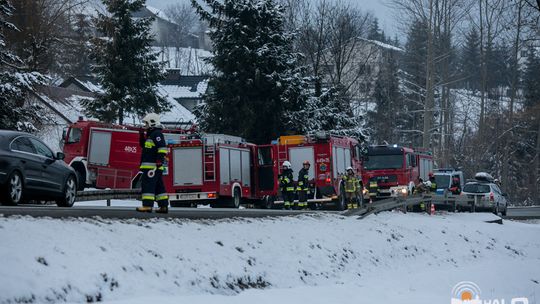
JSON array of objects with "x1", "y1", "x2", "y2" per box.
[{"x1": 0, "y1": 212, "x2": 539, "y2": 303}]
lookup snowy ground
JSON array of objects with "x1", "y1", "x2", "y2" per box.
[{"x1": 0, "y1": 212, "x2": 539, "y2": 303}]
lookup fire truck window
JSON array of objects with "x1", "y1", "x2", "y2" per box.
[
  {"x1": 258, "y1": 147, "x2": 272, "y2": 166},
  {"x1": 67, "y1": 128, "x2": 81, "y2": 143},
  {"x1": 363, "y1": 154, "x2": 403, "y2": 170}
]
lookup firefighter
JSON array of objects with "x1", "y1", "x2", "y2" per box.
[
  {"x1": 342, "y1": 166, "x2": 360, "y2": 209},
  {"x1": 449, "y1": 177, "x2": 461, "y2": 195},
  {"x1": 296, "y1": 160, "x2": 311, "y2": 210},
  {"x1": 428, "y1": 172, "x2": 437, "y2": 193},
  {"x1": 279, "y1": 161, "x2": 295, "y2": 210},
  {"x1": 367, "y1": 178, "x2": 378, "y2": 202},
  {"x1": 414, "y1": 178, "x2": 428, "y2": 211},
  {"x1": 136, "y1": 113, "x2": 169, "y2": 213}
]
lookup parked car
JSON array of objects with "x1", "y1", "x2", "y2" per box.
[
  {"x1": 0, "y1": 130, "x2": 77, "y2": 207},
  {"x1": 461, "y1": 173, "x2": 507, "y2": 216},
  {"x1": 434, "y1": 168, "x2": 464, "y2": 195}
]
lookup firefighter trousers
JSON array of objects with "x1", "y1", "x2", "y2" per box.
[
  {"x1": 297, "y1": 189, "x2": 308, "y2": 208},
  {"x1": 141, "y1": 169, "x2": 169, "y2": 208},
  {"x1": 282, "y1": 190, "x2": 295, "y2": 209},
  {"x1": 345, "y1": 192, "x2": 358, "y2": 209}
]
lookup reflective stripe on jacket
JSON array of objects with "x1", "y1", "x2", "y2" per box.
[{"x1": 140, "y1": 128, "x2": 167, "y2": 169}]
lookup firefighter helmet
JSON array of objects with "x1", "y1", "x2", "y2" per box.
[
  {"x1": 428, "y1": 172, "x2": 434, "y2": 178},
  {"x1": 142, "y1": 113, "x2": 161, "y2": 128},
  {"x1": 346, "y1": 166, "x2": 353, "y2": 172},
  {"x1": 303, "y1": 160, "x2": 310, "y2": 166},
  {"x1": 282, "y1": 161, "x2": 292, "y2": 169}
]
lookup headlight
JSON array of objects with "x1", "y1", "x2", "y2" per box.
[{"x1": 390, "y1": 186, "x2": 408, "y2": 197}]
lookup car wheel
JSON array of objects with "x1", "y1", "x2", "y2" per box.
[
  {"x1": 501, "y1": 206, "x2": 507, "y2": 216},
  {"x1": 3, "y1": 171, "x2": 23, "y2": 206},
  {"x1": 337, "y1": 183, "x2": 346, "y2": 211},
  {"x1": 56, "y1": 175, "x2": 77, "y2": 207},
  {"x1": 492, "y1": 204, "x2": 499, "y2": 216}
]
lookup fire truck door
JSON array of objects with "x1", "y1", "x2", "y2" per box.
[
  {"x1": 88, "y1": 130, "x2": 111, "y2": 166},
  {"x1": 256, "y1": 145, "x2": 274, "y2": 191},
  {"x1": 289, "y1": 147, "x2": 315, "y2": 180}
]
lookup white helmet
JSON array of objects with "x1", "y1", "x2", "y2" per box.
[
  {"x1": 346, "y1": 166, "x2": 353, "y2": 171},
  {"x1": 282, "y1": 161, "x2": 291, "y2": 169},
  {"x1": 142, "y1": 113, "x2": 160, "y2": 128}
]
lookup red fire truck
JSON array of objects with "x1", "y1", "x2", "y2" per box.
[
  {"x1": 163, "y1": 133, "x2": 277, "y2": 208},
  {"x1": 271, "y1": 132, "x2": 365, "y2": 210},
  {"x1": 61, "y1": 119, "x2": 195, "y2": 190},
  {"x1": 62, "y1": 119, "x2": 277, "y2": 208},
  {"x1": 361, "y1": 145, "x2": 433, "y2": 200}
]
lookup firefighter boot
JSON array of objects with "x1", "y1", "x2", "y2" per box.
[
  {"x1": 283, "y1": 202, "x2": 291, "y2": 210},
  {"x1": 136, "y1": 206, "x2": 152, "y2": 213},
  {"x1": 155, "y1": 206, "x2": 168, "y2": 214}
]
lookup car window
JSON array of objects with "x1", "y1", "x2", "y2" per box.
[
  {"x1": 11, "y1": 137, "x2": 36, "y2": 154},
  {"x1": 463, "y1": 183, "x2": 491, "y2": 193},
  {"x1": 491, "y1": 184, "x2": 502, "y2": 194},
  {"x1": 29, "y1": 138, "x2": 54, "y2": 159}
]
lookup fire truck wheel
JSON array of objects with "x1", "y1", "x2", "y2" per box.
[
  {"x1": 75, "y1": 170, "x2": 85, "y2": 191},
  {"x1": 230, "y1": 187, "x2": 241, "y2": 208},
  {"x1": 337, "y1": 183, "x2": 347, "y2": 211},
  {"x1": 56, "y1": 175, "x2": 77, "y2": 207}
]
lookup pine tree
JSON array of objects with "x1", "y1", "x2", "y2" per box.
[
  {"x1": 85, "y1": 0, "x2": 168, "y2": 124},
  {"x1": 523, "y1": 46, "x2": 540, "y2": 110},
  {"x1": 368, "y1": 52, "x2": 402, "y2": 144},
  {"x1": 400, "y1": 20, "x2": 429, "y2": 147},
  {"x1": 191, "y1": 0, "x2": 310, "y2": 144},
  {"x1": 367, "y1": 18, "x2": 385, "y2": 42},
  {"x1": 0, "y1": 0, "x2": 46, "y2": 132}
]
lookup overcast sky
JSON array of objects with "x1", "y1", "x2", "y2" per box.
[{"x1": 146, "y1": 0, "x2": 399, "y2": 38}]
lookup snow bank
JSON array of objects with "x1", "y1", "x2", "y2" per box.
[{"x1": 0, "y1": 212, "x2": 538, "y2": 303}]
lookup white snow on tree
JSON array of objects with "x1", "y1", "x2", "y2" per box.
[{"x1": 0, "y1": 0, "x2": 47, "y2": 132}]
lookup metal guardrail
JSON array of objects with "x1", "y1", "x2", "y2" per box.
[
  {"x1": 76, "y1": 189, "x2": 141, "y2": 206},
  {"x1": 344, "y1": 194, "x2": 476, "y2": 218}
]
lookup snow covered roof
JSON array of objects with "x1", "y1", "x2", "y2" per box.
[
  {"x1": 154, "y1": 47, "x2": 213, "y2": 75},
  {"x1": 160, "y1": 75, "x2": 209, "y2": 100},
  {"x1": 59, "y1": 76, "x2": 103, "y2": 94},
  {"x1": 33, "y1": 86, "x2": 96, "y2": 124},
  {"x1": 358, "y1": 37, "x2": 404, "y2": 52}
]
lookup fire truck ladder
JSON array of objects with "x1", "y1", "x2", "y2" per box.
[
  {"x1": 277, "y1": 141, "x2": 289, "y2": 173},
  {"x1": 203, "y1": 144, "x2": 216, "y2": 181}
]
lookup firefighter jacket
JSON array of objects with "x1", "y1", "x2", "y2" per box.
[
  {"x1": 139, "y1": 127, "x2": 168, "y2": 170},
  {"x1": 429, "y1": 178, "x2": 437, "y2": 192},
  {"x1": 342, "y1": 174, "x2": 360, "y2": 193},
  {"x1": 297, "y1": 168, "x2": 310, "y2": 191},
  {"x1": 279, "y1": 169, "x2": 294, "y2": 192}
]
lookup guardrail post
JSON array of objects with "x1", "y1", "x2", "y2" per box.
[{"x1": 107, "y1": 199, "x2": 111, "y2": 207}]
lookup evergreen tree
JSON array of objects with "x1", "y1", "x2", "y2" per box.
[
  {"x1": 85, "y1": 0, "x2": 168, "y2": 124},
  {"x1": 523, "y1": 46, "x2": 540, "y2": 110},
  {"x1": 191, "y1": 0, "x2": 310, "y2": 144},
  {"x1": 400, "y1": 20, "x2": 429, "y2": 147},
  {"x1": 292, "y1": 85, "x2": 365, "y2": 139},
  {"x1": 367, "y1": 18, "x2": 385, "y2": 42},
  {"x1": 0, "y1": 0, "x2": 46, "y2": 132},
  {"x1": 368, "y1": 52, "x2": 402, "y2": 144}
]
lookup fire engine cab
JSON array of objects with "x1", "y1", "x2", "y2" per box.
[
  {"x1": 272, "y1": 132, "x2": 364, "y2": 210},
  {"x1": 361, "y1": 145, "x2": 433, "y2": 200}
]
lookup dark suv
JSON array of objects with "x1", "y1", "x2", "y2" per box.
[{"x1": 0, "y1": 130, "x2": 77, "y2": 206}]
